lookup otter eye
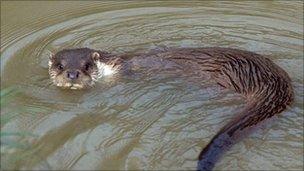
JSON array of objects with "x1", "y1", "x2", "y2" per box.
[
  {"x1": 57, "y1": 64, "x2": 64, "y2": 70},
  {"x1": 85, "y1": 63, "x2": 91, "y2": 71}
]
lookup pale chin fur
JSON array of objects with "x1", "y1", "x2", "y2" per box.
[
  {"x1": 96, "y1": 61, "x2": 117, "y2": 78},
  {"x1": 48, "y1": 60, "x2": 53, "y2": 68},
  {"x1": 56, "y1": 82, "x2": 84, "y2": 90}
]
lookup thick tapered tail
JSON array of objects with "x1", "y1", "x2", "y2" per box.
[
  {"x1": 197, "y1": 93, "x2": 292, "y2": 171},
  {"x1": 197, "y1": 131, "x2": 233, "y2": 171},
  {"x1": 197, "y1": 111, "x2": 253, "y2": 171},
  {"x1": 197, "y1": 110, "x2": 249, "y2": 171},
  {"x1": 197, "y1": 105, "x2": 260, "y2": 171}
]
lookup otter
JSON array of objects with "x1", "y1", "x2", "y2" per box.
[{"x1": 48, "y1": 47, "x2": 294, "y2": 170}]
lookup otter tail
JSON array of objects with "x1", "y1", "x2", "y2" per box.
[
  {"x1": 197, "y1": 91, "x2": 293, "y2": 171},
  {"x1": 197, "y1": 102, "x2": 259, "y2": 171}
]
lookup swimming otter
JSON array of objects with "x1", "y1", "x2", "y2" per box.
[{"x1": 48, "y1": 47, "x2": 294, "y2": 170}]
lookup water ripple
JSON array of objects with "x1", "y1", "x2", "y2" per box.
[{"x1": 1, "y1": 1, "x2": 303, "y2": 170}]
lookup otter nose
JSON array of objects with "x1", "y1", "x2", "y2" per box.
[{"x1": 67, "y1": 71, "x2": 80, "y2": 80}]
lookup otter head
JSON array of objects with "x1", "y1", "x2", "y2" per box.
[{"x1": 48, "y1": 48, "x2": 115, "y2": 89}]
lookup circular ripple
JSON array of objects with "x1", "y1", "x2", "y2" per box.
[{"x1": 1, "y1": 1, "x2": 303, "y2": 170}]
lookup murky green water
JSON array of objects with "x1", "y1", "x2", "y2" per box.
[{"x1": 1, "y1": 1, "x2": 303, "y2": 170}]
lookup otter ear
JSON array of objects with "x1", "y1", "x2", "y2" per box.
[{"x1": 91, "y1": 52, "x2": 100, "y2": 61}]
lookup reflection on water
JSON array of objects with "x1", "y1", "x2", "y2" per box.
[{"x1": 1, "y1": 1, "x2": 303, "y2": 170}]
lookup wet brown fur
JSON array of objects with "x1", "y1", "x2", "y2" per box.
[
  {"x1": 153, "y1": 47, "x2": 294, "y2": 170},
  {"x1": 49, "y1": 47, "x2": 294, "y2": 170}
]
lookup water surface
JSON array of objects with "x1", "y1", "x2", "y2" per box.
[{"x1": 1, "y1": 1, "x2": 303, "y2": 170}]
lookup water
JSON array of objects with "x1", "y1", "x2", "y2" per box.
[{"x1": 1, "y1": 1, "x2": 303, "y2": 170}]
